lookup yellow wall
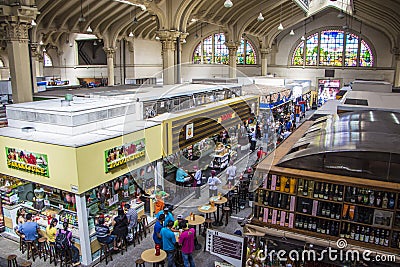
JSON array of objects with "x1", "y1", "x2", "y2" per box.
[
  {"x1": 75, "y1": 125, "x2": 162, "y2": 193},
  {"x1": 0, "y1": 137, "x2": 79, "y2": 192}
]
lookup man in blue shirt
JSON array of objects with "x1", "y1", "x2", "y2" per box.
[
  {"x1": 153, "y1": 214, "x2": 165, "y2": 248},
  {"x1": 19, "y1": 213, "x2": 39, "y2": 241},
  {"x1": 161, "y1": 221, "x2": 177, "y2": 267},
  {"x1": 156, "y1": 208, "x2": 175, "y2": 227},
  {"x1": 176, "y1": 166, "x2": 190, "y2": 186}
]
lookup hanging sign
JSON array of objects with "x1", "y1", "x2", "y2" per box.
[
  {"x1": 186, "y1": 123, "x2": 194, "y2": 140},
  {"x1": 5, "y1": 147, "x2": 49, "y2": 177},
  {"x1": 104, "y1": 138, "x2": 146, "y2": 173}
]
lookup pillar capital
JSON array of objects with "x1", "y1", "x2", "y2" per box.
[
  {"x1": 104, "y1": 47, "x2": 116, "y2": 58},
  {"x1": 2, "y1": 22, "x2": 31, "y2": 42},
  {"x1": 179, "y1": 32, "x2": 189, "y2": 44},
  {"x1": 156, "y1": 30, "x2": 181, "y2": 51}
]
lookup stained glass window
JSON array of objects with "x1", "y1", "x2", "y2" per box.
[
  {"x1": 320, "y1": 30, "x2": 344, "y2": 66},
  {"x1": 291, "y1": 29, "x2": 374, "y2": 67},
  {"x1": 360, "y1": 40, "x2": 373, "y2": 67},
  {"x1": 192, "y1": 33, "x2": 256, "y2": 65},
  {"x1": 345, "y1": 33, "x2": 359, "y2": 67},
  {"x1": 305, "y1": 33, "x2": 319, "y2": 65},
  {"x1": 44, "y1": 52, "x2": 53, "y2": 67}
]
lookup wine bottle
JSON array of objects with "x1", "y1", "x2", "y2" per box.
[
  {"x1": 388, "y1": 193, "x2": 395, "y2": 209},
  {"x1": 350, "y1": 187, "x2": 356, "y2": 203},
  {"x1": 375, "y1": 229, "x2": 380, "y2": 245},
  {"x1": 295, "y1": 215, "x2": 300, "y2": 228},
  {"x1": 276, "y1": 177, "x2": 281, "y2": 191},
  {"x1": 369, "y1": 228, "x2": 375, "y2": 244},
  {"x1": 350, "y1": 226, "x2": 355, "y2": 239},
  {"x1": 363, "y1": 190, "x2": 369, "y2": 204},
  {"x1": 263, "y1": 191, "x2": 269, "y2": 206},
  {"x1": 284, "y1": 179, "x2": 290, "y2": 193},
  {"x1": 267, "y1": 175, "x2": 272, "y2": 189},
  {"x1": 285, "y1": 213, "x2": 289, "y2": 227},
  {"x1": 317, "y1": 220, "x2": 322, "y2": 233},
  {"x1": 319, "y1": 183, "x2": 324, "y2": 199},
  {"x1": 258, "y1": 207, "x2": 263, "y2": 221},
  {"x1": 365, "y1": 227, "x2": 370, "y2": 243},
  {"x1": 329, "y1": 184, "x2": 334, "y2": 201},
  {"x1": 376, "y1": 192, "x2": 382, "y2": 207},
  {"x1": 357, "y1": 188, "x2": 363, "y2": 203},
  {"x1": 267, "y1": 209, "x2": 272, "y2": 223},
  {"x1": 323, "y1": 184, "x2": 329, "y2": 200},
  {"x1": 355, "y1": 226, "x2": 360, "y2": 241},
  {"x1": 303, "y1": 180, "x2": 308, "y2": 196},
  {"x1": 335, "y1": 205, "x2": 341, "y2": 220},
  {"x1": 379, "y1": 230, "x2": 385, "y2": 246},
  {"x1": 314, "y1": 182, "x2": 319, "y2": 198},
  {"x1": 345, "y1": 223, "x2": 351, "y2": 239},
  {"x1": 298, "y1": 216, "x2": 304, "y2": 228},
  {"x1": 321, "y1": 221, "x2": 326, "y2": 234},
  {"x1": 308, "y1": 218, "x2": 313, "y2": 231},
  {"x1": 277, "y1": 194, "x2": 282, "y2": 208},
  {"x1": 338, "y1": 185, "x2": 343, "y2": 201},
  {"x1": 384, "y1": 230, "x2": 389, "y2": 247},
  {"x1": 334, "y1": 222, "x2": 339, "y2": 236},
  {"x1": 333, "y1": 185, "x2": 339, "y2": 201},
  {"x1": 360, "y1": 227, "x2": 365, "y2": 242},
  {"x1": 285, "y1": 195, "x2": 290, "y2": 210},
  {"x1": 345, "y1": 187, "x2": 352, "y2": 202},
  {"x1": 330, "y1": 205, "x2": 335, "y2": 219},
  {"x1": 321, "y1": 203, "x2": 326, "y2": 216},
  {"x1": 326, "y1": 204, "x2": 331, "y2": 218},
  {"x1": 276, "y1": 210, "x2": 281, "y2": 225},
  {"x1": 382, "y1": 193, "x2": 388, "y2": 209},
  {"x1": 340, "y1": 223, "x2": 345, "y2": 238},
  {"x1": 304, "y1": 217, "x2": 308, "y2": 229},
  {"x1": 369, "y1": 191, "x2": 375, "y2": 206},
  {"x1": 326, "y1": 221, "x2": 331, "y2": 235}
]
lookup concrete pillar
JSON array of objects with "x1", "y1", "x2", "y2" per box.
[
  {"x1": 5, "y1": 23, "x2": 33, "y2": 103},
  {"x1": 30, "y1": 44, "x2": 41, "y2": 93},
  {"x1": 260, "y1": 48, "x2": 270, "y2": 76},
  {"x1": 394, "y1": 49, "x2": 400, "y2": 87},
  {"x1": 226, "y1": 42, "x2": 239, "y2": 79},
  {"x1": 157, "y1": 30, "x2": 181, "y2": 85},
  {"x1": 1, "y1": 4, "x2": 38, "y2": 103},
  {"x1": 104, "y1": 48, "x2": 115, "y2": 86},
  {"x1": 75, "y1": 194, "x2": 92, "y2": 265}
]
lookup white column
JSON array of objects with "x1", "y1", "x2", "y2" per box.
[
  {"x1": 260, "y1": 48, "x2": 270, "y2": 76},
  {"x1": 394, "y1": 50, "x2": 400, "y2": 87},
  {"x1": 75, "y1": 194, "x2": 92, "y2": 266},
  {"x1": 157, "y1": 30, "x2": 181, "y2": 85},
  {"x1": 105, "y1": 48, "x2": 115, "y2": 86},
  {"x1": 226, "y1": 42, "x2": 238, "y2": 79}
]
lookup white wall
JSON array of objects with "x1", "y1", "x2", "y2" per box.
[{"x1": 132, "y1": 38, "x2": 162, "y2": 78}]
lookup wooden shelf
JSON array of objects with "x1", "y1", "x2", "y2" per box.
[
  {"x1": 259, "y1": 187, "x2": 295, "y2": 196},
  {"x1": 254, "y1": 202, "x2": 294, "y2": 213},
  {"x1": 297, "y1": 194, "x2": 344, "y2": 204},
  {"x1": 342, "y1": 219, "x2": 392, "y2": 230},
  {"x1": 343, "y1": 202, "x2": 396, "y2": 212},
  {"x1": 296, "y1": 212, "x2": 341, "y2": 222}
]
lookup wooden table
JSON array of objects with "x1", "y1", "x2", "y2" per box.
[
  {"x1": 141, "y1": 248, "x2": 167, "y2": 267},
  {"x1": 197, "y1": 205, "x2": 217, "y2": 222},
  {"x1": 209, "y1": 196, "x2": 228, "y2": 226}
]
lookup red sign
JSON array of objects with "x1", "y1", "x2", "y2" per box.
[{"x1": 220, "y1": 113, "x2": 233, "y2": 122}]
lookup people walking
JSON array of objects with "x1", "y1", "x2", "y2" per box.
[
  {"x1": 225, "y1": 161, "x2": 237, "y2": 185},
  {"x1": 178, "y1": 220, "x2": 196, "y2": 267},
  {"x1": 193, "y1": 166, "x2": 202, "y2": 199},
  {"x1": 207, "y1": 170, "x2": 222, "y2": 197}
]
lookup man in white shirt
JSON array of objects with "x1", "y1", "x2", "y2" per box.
[
  {"x1": 225, "y1": 161, "x2": 236, "y2": 185},
  {"x1": 207, "y1": 170, "x2": 221, "y2": 197},
  {"x1": 193, "y1": 166, "x2": 202, "y2": 199}
]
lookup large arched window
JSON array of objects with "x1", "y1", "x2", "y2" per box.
[
  {"x1": 192, "y1": 33, "x2": 256, "y2": 65},
  {"x1": 291, "y1": 29, "x2": 374, "y2": 67},
  {"x1": 44, "y1": 52, "x2": 53, "y2": 67}
]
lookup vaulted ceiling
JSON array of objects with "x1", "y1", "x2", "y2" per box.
[{"x1": 4, "y1": 0, "x2": 400, "y2": 49}]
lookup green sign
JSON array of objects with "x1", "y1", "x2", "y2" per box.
[
  {"x1": 6, "y1": 147, "x2": 49, "y2": 177},
  {"x1": 104, "y1": 139, "x2": 146, "y2": 173}
]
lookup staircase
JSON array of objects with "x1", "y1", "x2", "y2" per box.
[{"x1": 0, "y1": 106, "x2": 7, "y2": 128}]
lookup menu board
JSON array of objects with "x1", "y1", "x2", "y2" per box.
[
  {"x1": 5, "y1": 147, "x2": 49, "y2": 177},
  {"x1": 206, "y1": 229, "x2": 245, "y2": 267}
]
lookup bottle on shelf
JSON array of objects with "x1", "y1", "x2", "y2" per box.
[
  {"x1": 333, "y1": 185, "x2": 339, "y2": 201},
  {"x1": 345, "y1": 186, "x2": 352, "y2": 202},
  {"x1": 267, "y1": 209, "x2": 272, "y2": 224},
  {"x1": 350, "y1": 225, "x2": 355, "y2": 240},
  {"x1": 329, "y1": 184, "x2": 334, "y2": 201},
  {"x1": 303, "y1": 180, "x2": 309, "y2": 196},
  {"x1": 326, "y1": 204, "x2": 331, "y2": 218},
  {"x1": 276, "y1": 177, "x2": 281, "y2": 191},
  {"x1": 360, "y1": 226, "x2": 365, "y2": 242},
  {"x1": 388, "y1": 193, "x2": 395, "y2": 209},
  {"x1": 284, "y1": 179, "x2": 290, "y2": 193},
  {"x1": 382, "y1": 193, "x2": 388, "y2": 209},
  {"x1": 308, "y1": 218, "x2": 313, "y2": 231},
  {"x1": 314, "y1": 182, "x2": 320, "y2": 198},
  {"x1": 320, "y1": 221, "x2": 326, "y2": 234},
  {"x1": 285, "y1": 213, "x2": 289, "y2": 227},
  {"x1": 304, "y1": 217, "x2": 308, "y2": 229},
  {"x1": 312, "y1": 218, "x2": 317, "y2": 232},
  {"x1": 365, "y1": 227, "x2": 370, "y2": 243},
  {"x1": 376, "y1": 192, "x2": 382, "y2": 207},
  {"x1": 369, "y1": 228, "x2": 375, "y2": 244},
  {"x1": 318, "y1": 183, "x2": 324, "y2": 199},
  {"x1": 263, "y1": 191, "x2": 270, "y2": 206},
  {"x1": 374, "y1": 229, "x2": 380, "y2": 245},
  {"x1": 345, "y1": 223, "x2": 351, "y2": 239},
  {"x1": 350, "y1": 187, "x2": 356, "y2": 203},
  {"x1": 369, "y1": 191, "x2": 375, "y2": 206},
  {"x1": 340, "y1": 223, "x2": 346, "y2": 238},
  {"x1": 277, "y1": 194, "x2": 282, "y2": 208},
  {"x1": 354, "y1": 226, "x2": 360, "y2": 241}
]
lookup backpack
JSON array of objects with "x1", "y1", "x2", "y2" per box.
[{"x1": 55, "y1": 230, "x2": 70, "y2": 250}]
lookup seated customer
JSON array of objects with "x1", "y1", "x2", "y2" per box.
[
  {"x1": 172, "y1": 214, "x2": 188, "y2": 231},
  {"x1": 95, "y1": 217, "x2": 118, "y2": 250},
  {"x1": 111, "y1": 207, "x2": 128, "y2": 243},
  {"x1": 57, "y1": 222, "x2": 80, "y2": 266},
  {"x1": 46, "y1": 218, "x2": 58, "y2": 244},
  {"x1": 19, "y1": 213, "x2": 39, "y2": 242}
]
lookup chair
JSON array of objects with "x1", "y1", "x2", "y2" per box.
[
  {"x1": 135, "y1": 258, "x2": 145, "y2": 267},
  {"x1": 25, "y1": 241, "x2": 37, "y2": 262},
  {"x1": 140, "y1": 214, "x2": 150, "y2": 235},
  {"x1": 7, "y1": 254, "x2": 17, "y2": 267},
  {"x1": 117, "y1": 236, "x2": 128, "y2": 255},
  {"x1": 37, "y1": 237, "x2": 48, "y2": 261},
  {"x1": 18, "y1": 234, "x2": 27, "y2": 254},
  {"x1": 18, "y1": 261, "x2": 32, "y2": 267},
  {"x1": 99, "y1": 242, "x2": 113, "y2": 265},
  {"x1": 48, "y1": 243, "x2": 58, "y2": 266},
  {"x1": 57, "y1": 247, "x2": 73, "y2": 267}
]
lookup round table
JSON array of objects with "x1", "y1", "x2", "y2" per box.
[
  {"x1": 209, "y1": 196, "x2": 227, "y2": 226},
  {"x1": 141, "y1": 248, "x2": 167, "y2": 266},
  {"x1": 197, "y1": 205, "x2": 217, "y2": 223},
  {"x1": 185, "y1": 215, "x2": 205, "y2": 250}
]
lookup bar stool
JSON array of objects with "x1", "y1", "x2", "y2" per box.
[
  {"x1": 99, "y1": 242, "x2": 113, "y2": 265},
  {"x1": 118, "y1": 236, "x2": 128, "y2": 255},
  {"x1": 57, "y1": 247, "x2": 73, "y2": 267},
  {"x1": 140, "y1": 214, "x2": 150, "y2": 235},
  {"x1": 221, "y1": 207, "x2": 231, "y2": 226},
  {"x1": 7, "y1": 254, "x2": 17, "y2": 267},
  {"x1": 18, "y1": 261, "x2": 32, "y2": 267},
  {"x1": 48, "y1": 243, "x2": 58, "y2": 266},
  {"x1": 37, "y1": 237, "x2": 48, "y2": 261},
  {"x1": 25, "y1": 241, "x2": 37, "y2": 262},
  {"x1": 135, "y1": 258, "x2": 145, "y2": 267},
  {"x1": 231, "y1": 193, "x2": 240, "y2": 214},
  {"x1": 18, "y1": 234, "x2": 27, "y2": 253}
]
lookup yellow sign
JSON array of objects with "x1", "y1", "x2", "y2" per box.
[{"x1": 104, "y1": 139, "x2": 146, "y2": 173}]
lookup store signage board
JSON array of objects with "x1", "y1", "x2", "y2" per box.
[
  {"x1": 206, "y1": 229, "x2": 245, "y2": 267},
  {"x1": 5, "y1": 147, "x2": 49, "y2": 177},
  {"x1": 104, "y1": 138, "x2": 146, "y2": 173},
  {"x1": 186, "y1": 123, "x2": 194, "y2": 140}
]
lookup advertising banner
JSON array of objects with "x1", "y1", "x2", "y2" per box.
[
  {"x1": 104, "y1": 138, "x2": 146, "y2": 173},
  {"x1": 6, "y1": 147, "x2": 49, "y2": 177}
]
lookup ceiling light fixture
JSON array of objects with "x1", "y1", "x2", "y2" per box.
[
  {"x1": 278, "y1": 3, "x2": 284, "y2": 31},
  {"x1": 301, "y1": 35, "x2": 305, "y2": 41},
  {"x1": 113, "y1": 0, "x2": 146, "y2": 10},
  {"x1": 224, "y1": 0, "x2": 233, "y2": 8},
  {"x1": 79, "y1": 0, "x2": 86, "y2": 22},
  {"x1": 290, "y1": 29, "x2": 295, "y2": 36},
  {"x1": 31, "y1": 20, "x2": 37, "y2": 26},
  {"x1": 128, "y1": 31, "x2": 134, "y2": 37},
  {"x1": 87, "y1": 26, "x2": 93, "y2": 33},
  {"x1": 39, "y1": 40, "x2": 44, "y2": 45},
  {"x1": 155, "y1": 36, "x2": 160, "y2": 40},
  {"x1": 43, "y1": 47, "x2": 46, "y2": 52},
  {"x1": 337, "y1": 10, "x2": 345, "y2": 19},
  {"x1": 257, "y1": 13, "x2": 264, "y2": 22}
]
